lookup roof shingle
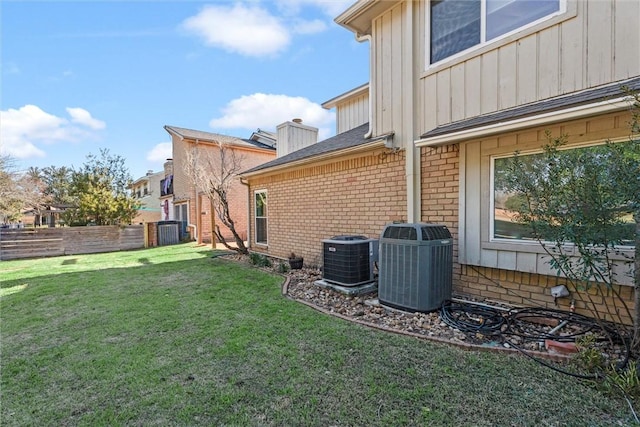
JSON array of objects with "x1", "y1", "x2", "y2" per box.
[
  {"x1": 242, "y1": 122, "x2": 373, "y2": 175},
  {"x1": 420, "y1": 76, "x2": 640, "y2": 139}
]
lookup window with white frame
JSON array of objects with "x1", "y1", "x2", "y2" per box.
[
  {"x1": 430, "y1": 0, "x2": 561, "y2": 64},
  {"x1": 255, "y1": 191, "x2": 268, "y2": 245},
  {"x1": 491, "y1": 146, "x2": 635, "y2": 245}
]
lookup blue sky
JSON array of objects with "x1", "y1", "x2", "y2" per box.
[{"x1": 1, "y1": 0, "x2": 369, "y2": 179}]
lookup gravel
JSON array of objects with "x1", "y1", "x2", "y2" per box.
[{"x1": 223, "y1": 254, "x2": 630, "y2": 365}]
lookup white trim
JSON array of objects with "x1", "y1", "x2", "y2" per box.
[
  {"x1": 254, "y1": 190, "x2": 268, "y2": 246},
  {"x1": 321, "y1": 83, "x2": 369, "y2": 110},
  {"x1": 415, "y1": 96, "x2": 632, "y2": 147},
  {"x1": 489, "y1": 139, "x2": 636, "y2": 246},
  {"x1": 426, "y1": 0, "x2": 566, "y2": 69}
]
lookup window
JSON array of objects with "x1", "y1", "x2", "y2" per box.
[
  {"x1": 255, "y1": 191, "x2": 267, "y2": 245},
  {"x1": 492, "y1": 146, "x2": 635, "y2": 245},
  {"x1": 430, "y1": 0, "x2": 560, "y2": 64},
  {"x1": 172, "y1": 203, "x2": 187, "y2": 223}
]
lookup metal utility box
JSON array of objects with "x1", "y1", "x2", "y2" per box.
[
  {"x1": 322, "y1": 235, "x2": 378, "y2": 286},
  {"x1": 378, "y1": 223, "x2": 453, "y2": 312}
]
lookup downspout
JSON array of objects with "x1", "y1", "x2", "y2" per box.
[
  {"x1": 193, "y1": 139, "x2": 201, "y2": 244},
  {"x1": 404, "y1": 1, "x2": 420, "y2": 223},
  {"x1": 355, "y1": 32, "x2": 373, "y2": 139}
]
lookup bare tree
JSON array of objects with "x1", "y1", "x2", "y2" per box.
[{"x1": 183, "y1": 141, "x2": 249, "y2": 254}]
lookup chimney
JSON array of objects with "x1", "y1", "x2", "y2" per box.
[{"x1": 276, "y1": 119, "x2": 318, "y2": 158}]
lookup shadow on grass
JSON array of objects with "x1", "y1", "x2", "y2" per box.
[{"x1": 0, "y1": 246, "x2": 634, "y2": 427}]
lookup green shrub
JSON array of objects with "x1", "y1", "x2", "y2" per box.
[
  {"x1": 249, "y1": 252, "x2": 272, "y2": 268},
  {"x1": 276, "y1": 262, "x2": 290, "y2": 274}
]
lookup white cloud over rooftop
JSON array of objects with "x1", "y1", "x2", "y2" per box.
[
  {"x1": 146, "y1": 142, "x2": 172, "y2": 163},
  {"x1": 180, "y1": 1, "x2": 350, "y2": 57},
  {"x1": 209, "y1": 92, "x2": 334, "y2": 140},
  {"x1": 0, "y1": 105, "x2": 105, "y2": 159}
]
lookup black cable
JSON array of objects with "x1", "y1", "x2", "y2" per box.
[
  {"x1": 504, "y1": 307, "x2": 600, "y2": 342},
  {"x1": 439, "y1": 300, "x2": 632, "y2": 371},
  {"x1": 440, "y1": 300, "x2": 507, "y2": 335}
]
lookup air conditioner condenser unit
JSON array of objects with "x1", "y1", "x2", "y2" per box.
[{"x1": 322, "y1": 235, "x2": 378, "y2": 286}]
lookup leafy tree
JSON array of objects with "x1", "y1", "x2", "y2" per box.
[
  {"x1": 24, "y1": 166, "x2": 74, "y2": 226},
  {"x1": 498, "y1": 91, "x2": 640, "y2": 347},
  {"x1": 0, "y1": 156, "x2": 49, "y2": 224},
  {"x1": 38, "y1": 166, "x2": 75, "y2": 206},
  {"x1": 65, "y1": 149, "x2": 139, "y2": 226}
]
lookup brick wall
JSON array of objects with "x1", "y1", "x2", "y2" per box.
[
  {"x1": 248, "y1": 146, "x2": 406, "y2": 266},
  {"x1": 174, "y1": 139, "x2": 275, "y2": 244},
  {"x1": 146, "y1": 222, "x2": 158, "y2": 247},
  {"x1": 420, "y1": 133, "x2": 635, "y2": 324}
]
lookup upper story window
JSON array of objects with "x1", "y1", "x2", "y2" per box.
[
  {"x1": 160, "y1": 175, "x2": 173, "y2": 197},
  {"x1": 430, "y1": 0, "x2": 560, "y2": 64}
]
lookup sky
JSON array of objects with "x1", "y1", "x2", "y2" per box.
[{"x1": 1, "y1": 0, "x2": 369, "y2": 179}]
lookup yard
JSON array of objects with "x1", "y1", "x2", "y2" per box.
[{"x1": 0, "y1": 244, "x2": 633, "y2": 426}]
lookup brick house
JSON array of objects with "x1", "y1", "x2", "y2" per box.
[
  {"x1": 165, "y1": 125, "x2": 276, "y2": 244},
  {"x1": 242, "y1": 0, "x2": 639, "y2": 323}
]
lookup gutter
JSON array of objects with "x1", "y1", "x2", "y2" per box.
[
  {"x1": 241, "y1": 139, "x2": 387, "y2": 179},
  {"x1": 355, "y1": 32, "x2": 373, "y2": 139},
  {"x1": 415, "y1": 96, "x2": 632, "y2": 147}
]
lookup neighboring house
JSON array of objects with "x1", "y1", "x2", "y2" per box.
[
  {"x1": 159, "y1": 159, "x2": 174, "y2": 222},
  {"x1": 165, "y1": 125, "x2": 276, "y2": 244},
  {"x1": 131, "y1": 170, "x2": 163, "y2": 224},
  {"x1": 242, "y1": 0, "x2": 640, "y2": 323},
  {"x1": 20, "y1": 204, "x2": 73, "y2": 228}
]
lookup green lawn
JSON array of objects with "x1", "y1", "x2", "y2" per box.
[{"x1": 0, "y1": 244, "x2": 633, "y2": 426}]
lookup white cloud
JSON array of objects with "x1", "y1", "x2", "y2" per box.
[
  {"x1": 146, "y1": 142, "x2": 172, "y2": 163},
  {"x1": 276, "y1": 0, "x2": 353, "y2": 17},
  {"x1": 292, "y1": 19, "x2": 327, "y2": 35},
  {"x1": 0, "y1": 105, "x2": 105, "y2": 159},
  {"x1": 209, "y1": 93, "x2": 334, "y2": 139},
  {"x1": 181, "y1": 4, "x2": 290, "y2": 57},
  {"x1": 66, "y1": 107, "x2": 106, "y2": 130}
]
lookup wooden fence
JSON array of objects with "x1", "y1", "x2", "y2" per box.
[{"x1": 0, "y1": 225, "x2": 144, "y2": 261}]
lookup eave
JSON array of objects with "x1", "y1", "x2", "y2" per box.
[
  {"x1": 415, "y1": 97, "x2": 633, "y2": 147},
  {"x1": 335, "y1": 0, "x2": 400, "y2": 36},
  {"x1": 241, "y1": 139, "x2": 386, "y2": 179}
]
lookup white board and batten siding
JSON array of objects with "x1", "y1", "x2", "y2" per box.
[
  {"x1": 417, "y1": 0, "x2": 640, "y2": 132},
  {"x1": 366, "y1": 0, "x2": 638, "y2": 284},
  {"x1": 367, "y1": 0, "x2": 640, "y2": 135},
  {"x1": 459, "y1": 115, "x2": 636, "y2": 286},
  {"x1": 336, "y1": 92, "x2": 369, "y2": 134},
  {"x1": 372, "y1": 1, "x2": 413, "y2": 147},
  {"x1": 276, "y1": 120, "x2": 319, "y2": 158}
]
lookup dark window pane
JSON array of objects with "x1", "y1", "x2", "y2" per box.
[
  {"x1": 255, "y1": 193, "x2": 266, "y2": 217},
  {"x1": 487, "y1": 0, "x2": 559, "y2": 40},
  {"x1": 256, "y1": 218, "x2": 267, "y2": 244},
  {"x1": 431, "y1": 0, "x2": 480, "y2": 63}
]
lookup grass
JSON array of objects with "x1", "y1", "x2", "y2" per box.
[{"x1": 0, "y1": 243, "x2": 634, "y2": 426}]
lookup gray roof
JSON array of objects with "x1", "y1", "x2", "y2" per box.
[
  {"x1": 242, "y1": 122, "x2": 372, "y2": 175},
  {"x1": 164, "y1": 125, "x2": 276, "y2": 151},
  {"x1": 421, "y1": 76, "x2": 640, "y2": 139}
]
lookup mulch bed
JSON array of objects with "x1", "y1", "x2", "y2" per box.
[{"x1": 222, "y1": 254, "x2": 631, "y2": 366}]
